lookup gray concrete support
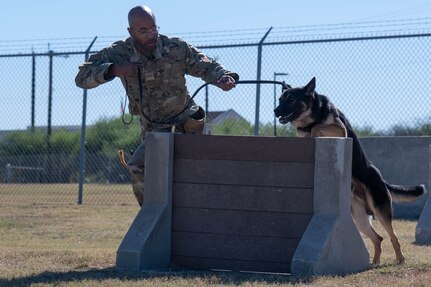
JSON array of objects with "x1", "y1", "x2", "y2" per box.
[
  {"x1": 291, "y1": 138, "x2": 370, "y2": 276},
  {"x1": 116, "y1": 132, "x2": 174, "y2": 271}
]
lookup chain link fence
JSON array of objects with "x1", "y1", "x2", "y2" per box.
[{"x1": 1, "y1": 24, "x2": 430, "y2": 205}]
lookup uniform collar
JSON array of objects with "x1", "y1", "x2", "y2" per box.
[
  {"x1": 129, "y1": 35, "x2": 165, "y2": 62},
  {"x1": 153, "y1": 36, "x2": 164, "y2": 59}
]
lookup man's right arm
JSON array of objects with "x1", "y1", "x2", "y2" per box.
[
  {"x1": 75, "y1": 52, "x2": 140, "y2": 89},
  {"x1": 75, "y1": 50, "x2": 116, "y2": 89}
]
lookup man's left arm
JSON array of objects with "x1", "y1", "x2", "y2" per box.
[{"x1": 183, "y1": 42, "x2": 239, "y2": 91}]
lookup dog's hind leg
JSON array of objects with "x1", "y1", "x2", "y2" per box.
[
  {"x1": 351, "y1": 193, "x2": 383, "y2": 265},
  {"x1": 373, "y1": 207, "x2": 405, "y2": 264},
  {"x1": 351, "y1": 180, "x2": 384, "y2": 265},
  {"x1": 367, "y1": 165, "x2": 406, "y2": 264}
]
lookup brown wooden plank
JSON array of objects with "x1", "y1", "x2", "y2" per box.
[
  {"x1": 173, "y1": 183, "x2": 313, "y2": 213},
  {"x1": 174, "y1": 159, "x2": 314, "y2": 188},
  {"x1": 172, "y1": 232, "x2": 299, "y2": 264},
  {"x1": 174, "y1": 134, "x2": 315, "y2": 163},
  {"x1": 172, "y1": 256, "x2": 291, "y2": 273},
  {"x1": 172, "y1": 207, "x2": 312, "y2": 238}
]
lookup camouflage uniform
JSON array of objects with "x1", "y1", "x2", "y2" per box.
[{"x1": 75, "y1": 34, "x2": 239, "y2": 206}]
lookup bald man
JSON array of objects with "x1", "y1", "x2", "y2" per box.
[{"x1": 75, "y1": 6, "x2": 239, "y2": 206}]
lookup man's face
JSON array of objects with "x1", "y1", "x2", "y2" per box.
[{"x1": 128, "y1": 15, "x2": 159, "y2": 52}]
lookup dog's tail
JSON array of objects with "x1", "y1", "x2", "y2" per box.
[{"x1": 385, "y1": 182, "x2": 426, "y2": 202}]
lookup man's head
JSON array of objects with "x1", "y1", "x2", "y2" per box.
[{"x1": 127, "y1": 6, "x2": 159, "y2": 53}]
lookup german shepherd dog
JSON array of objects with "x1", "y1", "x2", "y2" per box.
[{"x1": 274, "y1": 77, "x2": 426, "y2": 265}]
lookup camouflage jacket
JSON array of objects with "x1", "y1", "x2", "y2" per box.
[{"x1": 75, "y1": 34, "x2": 239, "y2": 131}]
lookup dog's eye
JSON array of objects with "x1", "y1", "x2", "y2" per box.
[{"x1": 288, "y1": 97, "x2": 295, "y2": 103}]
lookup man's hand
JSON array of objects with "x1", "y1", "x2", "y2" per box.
[
  {"x1": 217, "y1": 75, "x2": 236, "y2": 91},
  {"x1": 105, "y1": 62, "x2": 140, "y2": 79}
]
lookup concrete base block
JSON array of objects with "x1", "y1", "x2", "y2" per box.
[
  {"x1": 416, "y1": 198, "x2": 431, "y2": 244},
  {"x1": 291, "y1": 138, "x2": 370, "y2": 276},
  {"x1": 116, "y1": 204, "x2": 171, "y2": 270},
  {"x1": 292, "y1": 214, "x2": 369, "y2": 276}
]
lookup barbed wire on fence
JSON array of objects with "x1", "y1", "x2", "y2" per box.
[{"x1": 1, "y1": 17, "x2": 430, "y2": 54}]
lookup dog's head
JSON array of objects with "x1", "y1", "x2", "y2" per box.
[{"x1": 274, "y1": 77, "x2": 316, "y2": 124}]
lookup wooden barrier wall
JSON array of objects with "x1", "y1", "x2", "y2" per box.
[
  {"x1": 116, "y1": 133, "x2": 369, "y2": 276},
  {"x1": 171, "y1": 135, "x2": 315, "y2": 273}
]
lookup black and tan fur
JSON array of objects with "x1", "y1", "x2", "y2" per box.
[{"x1": 274, "y1": 77, "x2": 426, "y2": 265}]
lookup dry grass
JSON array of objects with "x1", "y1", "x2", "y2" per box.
[
  {"x1": 0, "y1": 183, "x2": 136, "y2": 205},
  {"x1": 0, "y1": 185, "x2": 431, "y2": 286}
]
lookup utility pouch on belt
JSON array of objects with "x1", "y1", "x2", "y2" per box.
[{"x1": 183, "y1": 106, "x2": 205, "y2": 134}]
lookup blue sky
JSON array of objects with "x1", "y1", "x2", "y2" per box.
[
  {"x1": 1, "y1": 1, "x2": 430, "y2": 132},
  {"x1": 2, "y1": 0, "x2": 431, "y2": 41}
]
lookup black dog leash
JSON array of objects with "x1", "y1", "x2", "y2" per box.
[
  {"x1": 127, "y1": 78, "x2": 291, "y2": 126},
  {"x1": 190, "y1": 80, "x2": 291, "y2": 100}
]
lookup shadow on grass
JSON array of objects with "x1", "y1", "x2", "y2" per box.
[{"x1": 0, "y1": 267, "x2": 313, "y2": 287}]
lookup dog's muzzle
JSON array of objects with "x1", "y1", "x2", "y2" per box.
[
  {"x1": 274, "y1": 107, "x2": 293, "y2": 125},
  {"x1": 278, "y1": 115, "x2": 293, "y2": 124}
]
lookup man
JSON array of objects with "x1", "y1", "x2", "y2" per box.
[{"x1": 75, "y1": 5, "x2": 239, "y2": 206}]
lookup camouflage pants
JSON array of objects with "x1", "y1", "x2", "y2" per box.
[
  {"x1": 130, "y1": 169, "x2": 145, "y2": 206},
  {"x1": 128, "y1": 117, "x2": 204, "y2": 206},
  {"x1": 127, "y1": 131, "x2": 156, "y2": 207}
]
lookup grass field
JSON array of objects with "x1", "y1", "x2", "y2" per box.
[
  {"x1": 1, "y1": 184, "x2": 431, "y2": 286},
  {"x1": 0, "y1": 183, "x2": 136, "y2": 205}
]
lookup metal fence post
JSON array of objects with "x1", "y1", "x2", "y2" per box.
[
  {"x1": 205, "y1": 84, "x2": 209, "y2": 115},
  {"x1": 77, "y1": 36, "x2": 97, "y2": 205},
  {"x1": 254, "y1": 27, "x2": 272, "y2": 136},
  {"x1": 31, "y1": 52, "x2": 36, "y2": 132},
  {"x1": 44, "y1": 50, "x2": 54, "y2": 183}
]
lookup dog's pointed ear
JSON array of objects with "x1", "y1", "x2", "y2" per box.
[
  {"x1": 281, "y1": 81, "x2": 292, "y2": 91},
  {"x1": 304, "y1": 77, "x2": 316, "y2": 96}
]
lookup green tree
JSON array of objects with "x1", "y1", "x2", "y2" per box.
[
  {"x1": 352, "y1": 125, "x2": 379, "y2": 137},
  {"x1": 259, "y1": 122, "x2": 296, "y2": 137},
  {"x1": 0, "y1": 130, "x2": 46, "y2": 155},
  {"x1": 211, "y1": 119, "x2": 253, "y2": 135},
  {"x1": 85, "y1": 117, "x2": 141, "y2": 155}
]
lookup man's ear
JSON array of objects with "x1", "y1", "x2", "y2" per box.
[
  {"x1": 127, "y1": 27, "x2": 133, "y2": 37},
  {"x1": 304, "y1": 77, "x2": 316, "y2": 96}
]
